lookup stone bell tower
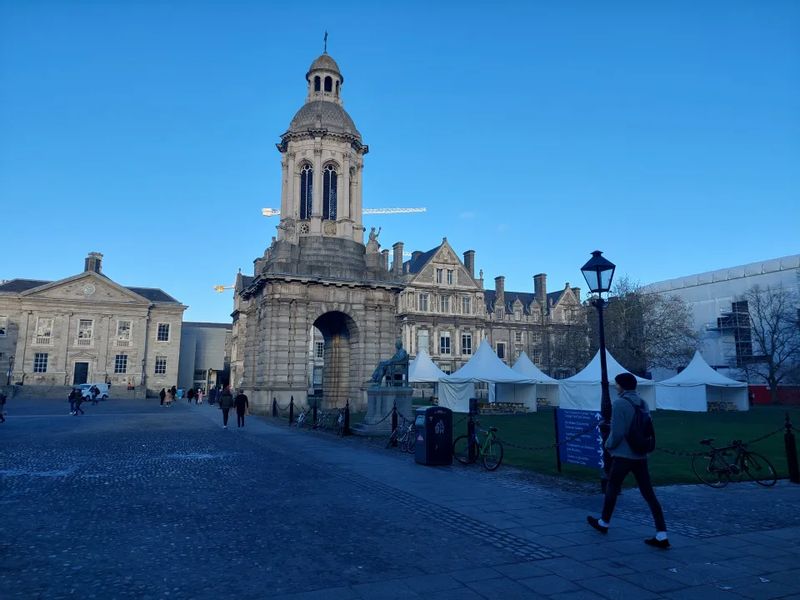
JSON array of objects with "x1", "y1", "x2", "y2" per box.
[{"x1": 234, "y1": 51, "x2": 402, "y2": 413}]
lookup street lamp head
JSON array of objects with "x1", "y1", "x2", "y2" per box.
[{"x1": 581, "y1": 250, "x2": 616, "y2": 294}]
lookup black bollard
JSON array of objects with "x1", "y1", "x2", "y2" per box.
[
  {"x1": 312, "y1": 399, "x2": 318, "y2": 429},
  {"x1": 467, "y1": 398, "x2": 478, "y2": 463},
  {"x1": 272, "y1": 397, "x2": 277, "y2": 417},
  {"x1": 391, "y1": 401, "x2": 398, "y2": 447},
  {"x1": 289, "y1": 396, "x2": 294, "y2": 425},
  {"x1": 785, "y1": 413, "x2": 800, "y2": 484},
  {"x1": 343, "y1": 400, "x2": 351, "y2": 436}
]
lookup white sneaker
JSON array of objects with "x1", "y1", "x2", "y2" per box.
[{"x1": 223, "y1": 425, "x2": 227, "y2": 429}]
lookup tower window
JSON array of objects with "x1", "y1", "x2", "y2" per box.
[
  {"x1": 300, "y1": 164, "x2": 313, "y2": 220},
  {"x1": 335, "y1": 81, "x2": 340, "y2": 96},
  {"x1": 324, "y1": 76, "x2": 332, "y2": 92},
  {"x1": 323, "y1": 164, "x2": 337, "y2": 220},
  {"x1": 314, "y1": 76, "x2": 321, "y2": 92}
]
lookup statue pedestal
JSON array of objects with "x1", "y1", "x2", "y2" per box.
[{"x1": 352, "y1": 386, "x2": 413, "y2": 436}]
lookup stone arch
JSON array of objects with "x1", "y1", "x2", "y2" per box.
[{"x1": 312, "y1": 310, "x2": 360, "y2": 408}]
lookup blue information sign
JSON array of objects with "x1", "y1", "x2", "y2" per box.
[{"x1": 556, "y1": 409, "x2": 603, "y2": 469}]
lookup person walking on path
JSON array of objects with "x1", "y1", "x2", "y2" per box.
[
  {"x1": 159, "y1": 388, "x2": 166, "y2": 406},
  {"x1": 187, "y1": 387, "x2": 195, "y2": 404},
  {"x1": 73, "y1": 390, "x2": 85, "y2": 416},
  {"x1": 218, "y1": 385, "x2": 234, "y2": 429},
  {"x1": 68, "y1": 388, "x2": 79, "y2": 415},
  {"x1": 587, "y1": 372, "x2": 669, "y2": 549},
  {"x1": 197, "y1": 388, "x2": 204, "y2": 404},
  {"x1": 234, "y1": 390, "x2": 249, "y2": 428},
  {"x1": 0, "y1": 390, "x2": 7, "y2": 423}
]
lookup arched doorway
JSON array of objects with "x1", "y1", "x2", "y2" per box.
[{"x1": 312, "y1": 311, "x2": 359, "y2": 408}]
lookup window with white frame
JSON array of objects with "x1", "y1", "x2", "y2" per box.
[
  {"x1": 0, "y1": 315, "x2": 7, "y2": 336},
  {"x1": 435, "y1": 268, "x2": 443, "y2": 284},
  {"x1": 515, "y1": 331, "x2": 523, "y2": 343},
  {"x1": 447, "y1": 269, "x2": 454, "y2": 285},
  {"x1": 532, "y1": 349, "x2": 542, "y2": 364},
  {"x1": 154, "y1": 355, "x2": 167, "y2": 375},
  {"x1": 439, "y1": 331, "x2": 451, "y2": 355},
  {"x1": 461, "y1": 333, "x2": 472, "y2": 355},
  {"x1": 419, "y1": 293, "x2": 429, "y2": 312},
  {"x1": 157, "y1": 323, "x2": 170, "y2": 342},
  {"x1": 439, "y1": 295, "x2": 450, "y2": 313},
  {"x1": 462, "y1": 297, "x2": 471, "y2": 315},
  {"x1": 417, "y1": 329, "x2": 429, "y2": 354},
  {"x1": 35, "y1": 317, "x2": 54, "y2": 344},
  {"x1": 116, "y1": 320, "x2": 132, "y2": 346},
  {"x1": 496, "y1": 342, "x2": 506, "y2": 360},
  {"x1": 77, "y1": 319, "x2": 94, "y2": 346},
  {"x1": 315, "y1": 341, "x2": 324, "y2": 359},
  {"x1": 33, "y1": 352, "x2": 48, "y2": 373},
  {"x1": 114, "y1": 354, "x2": 128, "y2": 374}
]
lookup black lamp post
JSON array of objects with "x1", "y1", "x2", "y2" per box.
[{"x1": 580, "y1": 250, "x2": 616, "y2": 490}]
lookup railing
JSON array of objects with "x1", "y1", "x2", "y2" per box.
[
  {"x1": 75, "y1": 338, "x2": 92, "y2": 347},
  {"x1": 34, "y1": 336, "x2": 52, "y2": 345},
  {"x1": 115, "y1": 339, "x2": 131, "y2": 347}
]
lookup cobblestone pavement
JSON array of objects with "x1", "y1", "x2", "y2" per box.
[{"x1": 2, "y1": 398, "x2": 800, "y2": 599}]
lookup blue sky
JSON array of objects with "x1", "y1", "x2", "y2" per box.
[{"x1": 1, "y1": 1, "x2": 798, "y2": 322}]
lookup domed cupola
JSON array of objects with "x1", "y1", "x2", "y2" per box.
[{"x1": 275, "y1": 51, "x2": 369, "y2": 247}]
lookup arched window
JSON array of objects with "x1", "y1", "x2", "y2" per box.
[
  {"x1": 314, "y1": 76, "x2": 321, "y2": 92},
  {"x1": 300, "y1": 164, "x2": 313, "y2": 220},
  {"x1": 323, "y1": 164, "x2": 337, "y2": 220},
  {"x1": 324, "y1": 76, "x2": 332, "y2": 92}
]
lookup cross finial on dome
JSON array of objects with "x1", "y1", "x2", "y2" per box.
[{"x1": 324, "y1": 31, "x2": 328, "y2": 54}]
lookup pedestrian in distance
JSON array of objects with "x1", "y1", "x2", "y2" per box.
[
  {"x1": 234, "y1": 390, "x2": 249, "y2": 428},
  {"x1": 187, "y1": 387, "x2": 195, "y2": 404},
  {"x1": 90, "y1": 385, "x2": 100, "y2": 405},
  {"x1": 0, "y1": 390, "x2": 7, "y2": 423},
  {"x1": 197, "y1": 388, "x2": 204, "y2": 405},
  {"x1": 587, "y1": 372, "x2": 669, "y2": 549},
  {"x1": 159, "y1": 388, "x2": 166, "y2": 406},
  {"x1": 218, "y1": 385, "x2": 234, "y2": 429},
  {"x1": 68, "y1": 388, "x2": 78, "y2": 415},
  {"x1": 209, "y1": 387, "x2": 217, "y2": 405},
  {"x1": 73, "y1": 390, "x2": 85, "y2": 416}
]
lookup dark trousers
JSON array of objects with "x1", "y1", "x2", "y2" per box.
[
  {"x1": 74, "y1": 403, "x2": 84, "y2": 415},
  {"x1": 222, "y1": 407, "x2": 230, "y2": 426},
  {"x1": 236, "y1": 409, "x2": 245, "y2": 427},
  {"x1": 602, "y1": 457, "x2": 667, "y2": 531}
]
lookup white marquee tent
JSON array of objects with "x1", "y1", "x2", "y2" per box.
[
  {"x1": 408, "y1": 349, "x2": 447, "y2": 383},
  {"x1": 490, "y1": 352, "x2": 560, "y2": 408},
  {"x1": 439, "y1": 341, "x2": 536, "y2": 412},
  {"x1": 655, "y1": 351, "x2": 749, "y2": 412},
  {"x1": 559, "y1": 350, "x2": 656, "y2": 411}
]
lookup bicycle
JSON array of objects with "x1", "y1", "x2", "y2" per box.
[
  {"x1": 692, "y1": 438, "x2": 777, "y2": 488},
  {"x1": 453, "y1": 421, "x2": 504, "y2": 471},
  {"x1": 295, "y1": 407, "x2": 310, "y2": 428},
  {"x1": 386, "y1": 419, "x2": 417, "y2": 453}
]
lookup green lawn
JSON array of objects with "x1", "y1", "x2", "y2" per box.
[{"x1": 455, "y1": 406, "x2": 800, "y2": 485}]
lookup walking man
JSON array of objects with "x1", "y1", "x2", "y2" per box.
[
  {"x1": 218, "y1": 385, "x2": 234, "y2": 429},
  {"x1": 587, "y1": 373, "x2": 669, "y2": 549},
  {"x1": 159, "y1": 388, "x2": 166, "y2": 406},
  {"x1": 234, "y1": 389, "x2": 249, "y2": 428},
  {"x1": 0, "y1": 390, "x2": 7, "y2": 423},
  {"x1": 73, "y1": 390, "x2": 85, "y2": 416}
]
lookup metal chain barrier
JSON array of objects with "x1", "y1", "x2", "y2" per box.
[{"x1": 498, "y1": 421, "x2": 599, "y2": 453}]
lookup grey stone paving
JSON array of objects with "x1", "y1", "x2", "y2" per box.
[{"x1": 1, "y1": 397, "x2": 800, "y2": 599}]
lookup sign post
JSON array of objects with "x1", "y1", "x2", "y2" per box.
[{"x1": 556, "y1": 408, "x2": 604, "y2": 470}]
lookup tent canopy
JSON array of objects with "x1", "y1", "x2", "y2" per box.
[
  {"x1": 408, "y1": 349, "x2": 447, "y2": 383},
  {"x1": 506, "y1": 351, "x2": 560, "y2": 407},
  {"x1": 656, "y1": 352, "x2": 748, "y2": 412},
  {"x1": 559, "y1": 349, "x2": 656, "y2": 411},
  {"x1": 441, "y1": 340, "x2": 534, "y2": 384},
  {"x1": 511, "y1": 352, "x2": 558, "y2": 383}
]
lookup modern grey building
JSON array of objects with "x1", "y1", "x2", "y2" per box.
[{"x1": 177, "y1": 322, "x2": 232, "y2": 393}]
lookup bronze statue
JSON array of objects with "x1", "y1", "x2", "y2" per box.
[{"x1": 370, "y1": 339, "x2": 408, "y2": 386}]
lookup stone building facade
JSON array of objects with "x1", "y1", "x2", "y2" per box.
[
  {"x1": 230, "y1": 52, "x2": 588, "y2": 411},
  {"x1": 177, "y1": 321, "x2": 232, "y2": 392},
  {"x1": 0, "y1": 253, "x2": 185, "y2": 395}
]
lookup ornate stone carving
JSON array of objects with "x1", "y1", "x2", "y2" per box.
[
  {"x1": 298, "y1": 222, "x2": 310, "y2": 234},
  {"x1": 323, "y1": 221, "x2": 337, "y2": 235}
]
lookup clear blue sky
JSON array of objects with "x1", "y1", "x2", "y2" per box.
[{"x1": 2, "y1": 1, "x2": 798, "y2": 322}]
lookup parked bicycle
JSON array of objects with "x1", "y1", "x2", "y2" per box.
[
  {"x1": 386, "y1": 418, "x2": 416, "y2": 453},
  {"x1": 692, "y1": 438, "x2": 777, "y2": 488},
  {"x1": 453, "y1": 421, "x2": 504, "y2": 471}
]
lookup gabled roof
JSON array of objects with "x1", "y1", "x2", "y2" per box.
[
  {"x1": 404, "y1": 245, "x2": 441, "y2": 274},
  {"x1": 441, "y1": 340, "x2": 535, "y2": 384},
  {"x1": 0, "y1": 277, "x2": 180, "y2": 304},
  {"x1": 658, "y1": 352, "x2": 746, "y2": 387}
]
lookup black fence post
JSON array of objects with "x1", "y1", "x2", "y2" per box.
[
  {"x1": 785, "y1": 412, "x2": 800, "y2": 484},
  {"x1": 288, "y1": 396, "x2": 294, "y2": 425},
  {"x1": 272, "y1": 397, "x2": 277, "y2": 417},
  {"x1": 553, "y1": 408, "x2": 562, "y2": 474},
  {"x1": 391, "y1": 401, "x2": 398, "y2": 447},
  {"x1": 468, "y1": 398, "x2": 478, "y2": 463},
  {"x1": 343, "y1": 400, "x2": 351, "y2": 436},
  {"x1": 312, "y1": 398, "x2": 318, "y2": 429}
]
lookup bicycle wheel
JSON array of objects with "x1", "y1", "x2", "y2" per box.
[
  {"x1": 692, "y1": 453, "x2": 728, "y2": 488},
  {"x1": 405, "y1": 429, "x2": 416, "y2": 454},
  {"x1": 482, "y1": 440, "x2": 504, "y2": 471},
  {"x1": 453, "y1": 435, "x2": 477, "y2": 464},
  {"x1": 741, "y1": 452, "x2": 777, "y2": 487},
  {"x1": 386, "y1": 430, "x2": 398, "y2": 449}
]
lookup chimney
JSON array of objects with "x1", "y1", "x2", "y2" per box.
[
  {"x1": 494, "y1": 276, "x2": 505, "y2": 312},
  {"x1": 392, "y1": 242, "x2": 404, "y2": 276},
  {"x1": 534, "y1": 273, "x2": 547, "y2": 304},
  {"x1": 381, "y1": 249, "x2": 390, "y2": 271},
  {"x1": 84, "y1": 252, "x2": 103, "y2": 274},
  {"x1": 463, "y1": 250, "x2": 475, "y2": 278},
  {"x1": 571, "y1": 286, "x2": 581, "y2": 301}
]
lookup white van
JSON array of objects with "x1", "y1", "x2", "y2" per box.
[{"x1": 77, "y1": 383, "x2": 110, "y2": 400}]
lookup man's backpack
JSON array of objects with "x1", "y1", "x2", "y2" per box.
[{"x1": 625, "y1": 398, "x2": 656, "y2": 454}]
